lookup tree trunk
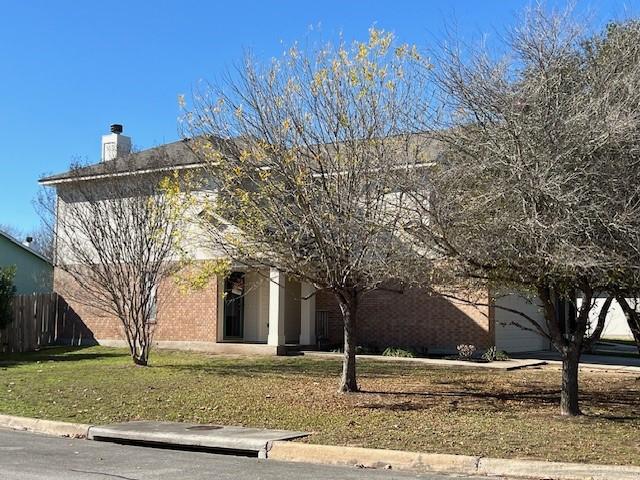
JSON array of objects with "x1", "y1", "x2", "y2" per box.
[
  {"x1": 337, "y1": 291, "x2": 358, "y2": 393},
  {"x1": 130, "y1": 336, "x2": 150, "y2": 366},
  {"x1": 560, "y1": 347, "x2": 581, "y2": 416},
  {"x1": 132, "y1": 354, "x2": 148, "y2": 366}
]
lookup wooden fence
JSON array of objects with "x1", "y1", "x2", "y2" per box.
[{"x1": 0, "y1": 293, "x2": 62, "y2": 353}]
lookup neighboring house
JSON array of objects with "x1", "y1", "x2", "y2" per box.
[
  {"x1": 580, "y1": 295, "x2": 636, "y2": 341},
  {"x1": 40, "y1": 125, "x2": 553, "y2": 355},
  {"x1": 0, "y1": 231, "x2": 53, "y2": 294}
]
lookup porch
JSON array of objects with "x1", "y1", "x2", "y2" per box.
[{"x1": 216, "y1": 268, "x2": 317, "y2": 354}]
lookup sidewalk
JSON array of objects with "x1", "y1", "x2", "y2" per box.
[
  {"x1": 511, "y1": 350, "x2": 640, "y2": 373},
  {"x1": 303, "y1": 348, "x2": 640, "y2": 374},
  {"x1": 303, "y1": 351, "x2": 546, "y2": 370}
]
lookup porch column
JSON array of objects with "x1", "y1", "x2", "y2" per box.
[
  {"x1": 299, "y1": 282, "x2": 316, "y2": 345},
  {"x1": 267, "y1": 268, "x2": 286, "y2": 346}
]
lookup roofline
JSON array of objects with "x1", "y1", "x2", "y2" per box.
[
  {"x1": 39, "y1": 162, "x2": 206, "y2": 186},
  {"x1": 0, "y1": 230, "x2": 52, "y2": 265}
]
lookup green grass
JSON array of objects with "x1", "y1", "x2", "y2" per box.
[{"x1": 1, "y1": 346, "x2": 639, "y2": 465}]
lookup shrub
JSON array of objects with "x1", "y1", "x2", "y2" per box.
[
  {"x1": 495, "y1": 350, "x2": 510, "y2": 361},
  {"x1": 382, "y1": 346, "x2": 416, "y2": 358},
  {"x1": 482, "y1": 346, "x2": 497, "y2": 361},
  {"x1": 0, "y1": 266, "x2": 16, "y2": 329},
  {"x1": 456, "y1": 344, "x2": 476, "y2": 360}
]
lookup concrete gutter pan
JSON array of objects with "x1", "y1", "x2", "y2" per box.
[{"x1": 88, "y1": 421, "x2": 308, "y2": 456}]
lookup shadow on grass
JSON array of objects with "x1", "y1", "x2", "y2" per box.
[
  {"x1": 0, "y1": 345, "x2": 129, "y2": 367},
  {"x1": 160, "y1": 356, "x2": 434, "y2": 379},
  {"x1": 358, "y1": 387, "x2": 640, "y2": 417},
  {"x1": 162, "y1": 359, "x2": 343, "y2": 378}
]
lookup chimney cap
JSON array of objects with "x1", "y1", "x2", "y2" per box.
[{"x1": 110, "y1": 124, "x2": 124, "y2": 134}]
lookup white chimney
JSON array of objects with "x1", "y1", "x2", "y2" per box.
[{"x1": 101, "y1": 124, "x2": 131, "y2": 161}]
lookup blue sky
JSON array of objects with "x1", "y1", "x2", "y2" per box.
[{"x1": 0, "y1": 0, "x2": 636, "y2": 232}]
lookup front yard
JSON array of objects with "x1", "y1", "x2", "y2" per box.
[{"x1": 0, "y1": 347, "x2": 638, "y2": 465}]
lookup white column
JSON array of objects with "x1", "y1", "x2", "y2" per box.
[
  {"x1": 267, "y1": 268, "x2": 286, "y2": 346},
  {"x1": 299, "y1": 282, "x2": 316, "y2": 345}
]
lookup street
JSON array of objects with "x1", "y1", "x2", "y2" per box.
[{"x1": 0, "y1": 429, "x2": 495, "y2": 480}]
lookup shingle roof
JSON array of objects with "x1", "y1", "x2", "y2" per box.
[{"x1": 39, "y1": 139, "x2": 203, "y2": 185}]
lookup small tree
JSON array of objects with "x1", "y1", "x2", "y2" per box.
[
  {"x1": 40, "y1": 155, "x2": 188, "y2": 365},
  {"x1": 183, "y1": 29, "x2": 432, "y2": 392},
  {"x1": 0, "y1": 266, "x2": 16, "y2": 329},
  {"x1": 405, "y1": 6, "x2": 640, "y2": 415}
]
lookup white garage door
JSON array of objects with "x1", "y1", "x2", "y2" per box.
[{"x1": 494, "y1": 294, "x2": 550, "y2": 353}]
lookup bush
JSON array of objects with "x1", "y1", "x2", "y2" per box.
[
  {"x1": 482, "y1": 346, "x2": 497, "y2": 361},
  {"x1": 382, "y1": 346, "x2": 416, "y2": 358},
  {"x1": 0, "y1": 266, "x2": 16, "y2": 329},
  {"x1": 456, "y1": 344, "x2": 476, "y2": 360},
  {"x1": 495, "y1": 349, "x2": 510, "y2": 361}
]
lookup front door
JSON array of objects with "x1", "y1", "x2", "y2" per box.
[{"x1": 223, "y1": 272, "x2": 245, "y2": 340}]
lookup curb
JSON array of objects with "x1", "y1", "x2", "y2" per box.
[
  {"x1": 0, "y1": 414, "x2": 91, "y2": 439},
  {"x1": 2, "y1": 414, "x2": 639, "y2": 480},
  {"x1": 267, "y1": 442, "x2": 480, "y2": 475},
  {"x1": 266, "y1": 441, "x2": 640, "y2": 480}
]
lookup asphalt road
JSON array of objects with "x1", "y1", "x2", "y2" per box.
[{"x1": 0, "y1": 428, "x2": 496, "y2": 480}]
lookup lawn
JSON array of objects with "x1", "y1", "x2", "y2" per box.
[{"x1": 0, "y1": 346, "x2": 639, "y2": 465}]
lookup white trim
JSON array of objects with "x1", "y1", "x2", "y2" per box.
[
  {"x1": 41, "y1": 159, "x2": 433, "y2": 186},
  {"x1": 39, "y1": 163, "x2": 206, "y2": 186}
]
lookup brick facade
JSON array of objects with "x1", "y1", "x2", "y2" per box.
[
  {"x1": 154, "y1": 276, "x2": 217, "y2": 342},
  {"x1": 316, "y1": 287, "x2": 493, "y2": 352},
  {"x1": 53, "y1": 268, "x2": 218, "y2": 344},
  {"x1": 55, "y1": 265, "x2": 493, "y2": 352}
]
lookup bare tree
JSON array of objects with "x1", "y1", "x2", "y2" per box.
[
  {"x1": 182, "y1": 29, "x2": 432, "y2": 392},
  {"x1": 405, "y1": 6, "x2": 640, "y2": 415},
  {"x1": 590, "y1": 20, "x2": 640, "y2": 354},
  {"x1": 39, "y1": 155, "x2": 187, "y2": 365}
]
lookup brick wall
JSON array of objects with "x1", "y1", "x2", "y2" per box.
[
  {"x1": 316, "y1": 286, "x2": 493, "y2": 351},
  {"x1": 53, "y1": 268, "x2": 218, "y2": 344},
  {"x1": 154, "y1": 276, "x2": 217, "y2": 342}
]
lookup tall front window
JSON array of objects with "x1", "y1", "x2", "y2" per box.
[{"x1": 223, "y1": 272, "x2": 245, "y2": 339}]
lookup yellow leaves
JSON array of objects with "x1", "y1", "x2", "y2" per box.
[
  {"x1": 349, "y1": 69, "x2": 360, "y2": 87},
  {"x1": 395, "y1": 45, "x2": 408, "y2": 58},
  {"x1": 258, "y1": 169, "x2": 271, "y2": 181},
  {"x1": 294, "y1": 170, "x2": 307, "y2": 187},
  {"x1": 174, "y1": 259, "x2": 231, "y2": 293},
  {"x1": 282, "y1": 118, "x2": 291, "y2": 133},
  {"x1": 357, "y1": 42, "x2": 369, "y2": 61},
  {"x1": 312, "y1": 68, "x2": 328, "y2": 94},
  {"x1": 239, "y1": 149, "x2": 251, "y2": 163}
]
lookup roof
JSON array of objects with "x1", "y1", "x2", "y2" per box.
[
  {"x1": 0, "y1": 230, "x2": 52, "y2": 265},
  {"x1": 38, "y1": 133, "x2": 438, "y2": 186},
  {"x1": 39, "y1": 139, "x2": 204, "y2": 185}
]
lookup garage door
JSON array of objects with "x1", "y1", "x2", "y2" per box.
[{"x1": 494, "y1": 294, "x2": 550, "y2": 353}]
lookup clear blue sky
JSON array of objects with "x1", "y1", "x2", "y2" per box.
[{"x1": 0, "y1": 0, "x2": 635, "y2": 232}]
